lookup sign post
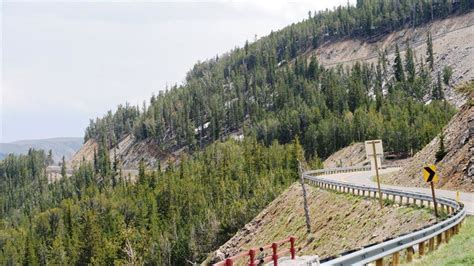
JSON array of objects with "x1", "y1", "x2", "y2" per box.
[
  {"x1": 423, "y1": 165, "x2": 439, "y2": 217},
  {"x1": 365, "y1": 140, "x2": 384, "y2": 209}
]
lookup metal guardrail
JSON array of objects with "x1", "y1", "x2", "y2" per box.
[
  {"x1": 306, "y1": 164, "x2": 404, "y2": 176},
  {"x1": 303, "y1": 167, "x2": 466, "y2": 266}
]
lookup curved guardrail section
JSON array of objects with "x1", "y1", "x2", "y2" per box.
[{"x1": 303, "y1": 167, "x2": 466, "y2": 266}]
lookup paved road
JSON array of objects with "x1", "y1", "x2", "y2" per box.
[{"x1": 318, "y1": 168, "x2": 474, "y2": 215}]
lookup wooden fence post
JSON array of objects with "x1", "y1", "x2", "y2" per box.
[
  {"x1": 375, "y1": 258, "x2": 383, "y2": 266},
  {"x1": 406, "y1": 247, "x2": 414, "y2": 262},
  {"x1": 418, "y1": 242, "x2": 425, "y2": 256},
  {"x1": 429, "y1": 238, "x2": 435, "y2": 252},
  {"x1": 392, "y1": 252, "x2": 400, "y2": 266}
]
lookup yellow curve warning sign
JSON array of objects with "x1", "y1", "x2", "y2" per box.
[{"x1": 423, "y1": 165, "x2": 439, "y2": 183}]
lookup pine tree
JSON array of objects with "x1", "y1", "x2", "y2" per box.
[
  {"x1": 79, "y1": 211, "x2": 104, "y2": 264},
  {"x1": 61, "y1": 156, "x2": 67, "y2": 179},
  {"x1": 47, "y1": 150, "x2": 54, "y2": 166},
  {"x1": 426, "y1": 32, "x2": 434, "y2": 71},
  {"x1": 393, "y1": 44, "x2": 405, "y2": 83},
  {"x1": 93, "y1": 149, "x2": 98, "y2": 174},
  {"x1": 138, "y1": 158, "x2": 146, "y2": 185},
  {"x1": 405, "y1": 44, "x2": 416, "y2": 84},
  {"x1": 432, "y1": 71, "x2": 444, "y2": 100},
  {"x1": 435, "y1": 133, "x2": 447, "y2": 162}
]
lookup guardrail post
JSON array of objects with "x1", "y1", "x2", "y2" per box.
[
  {"x1": 399, "y1": 196, "x2": 403, "y2": 205},
  {"x1": 437, "y1": 234, "x2": 442, "y2": 247},
  {"x1": 272, "y1": 242, "x2": 278, "y2": 266},
  {"x1": 375, "y1": 258, "x2": 383, "y2": 266},
  {"x1": 429, "y1": 238, "x2": 435, "y2": 252},
  {"x1": 225, "y1": 258, "x2": 233, "y2": 266},
  {"x1": 445, "y1": 229, "x2": 451, "y2": 243},
  {"x1": 406, "y1": 247, "x2": 414, "y2": 262},
  {"x1": 290, "y1": 237, "x2": 296, "y2": 259},
  {"x1": 392, "y1": 251, "x2": 400, "y2": 266},
  {"x1": 249, "y1": 249, "x2": 256, "y2": 266},
  {"x1": 418, "y1": 242, "x2": 425, "y2": 256}
]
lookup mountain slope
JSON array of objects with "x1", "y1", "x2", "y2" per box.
[
  {"x1": 0, "y1": 137, "x2": 82, "y2": 162},
  {"x1": 312, "y1": 11, "x2": 474, "y2": 107},
  {"x1": 75, "y1": 11, "x2": 474, "y2": 170}
]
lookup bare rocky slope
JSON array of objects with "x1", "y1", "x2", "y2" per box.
[
  {"x1": 322, "y1": 142, "x2": 367, "y2": 168},
  {"x1": 310, "y1": 11, "x2": 474, "y2": 107},
  {"x1": 69, "y1": 134, "x2": 179, "y2": 169},
  {"x1": 206, "y1": 183, "x2": 435, "y2": 264}
]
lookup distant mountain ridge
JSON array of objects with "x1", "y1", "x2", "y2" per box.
[{"x1": 0, "y1": 137, "x2": 83, "y2": 163}]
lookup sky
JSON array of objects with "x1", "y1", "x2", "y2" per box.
[{"x1": 1, "y1": 0, "x2": 354, "y2": 143}]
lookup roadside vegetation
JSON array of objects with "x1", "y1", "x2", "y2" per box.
[
  {"x1": 410, "y1": 217, "x2": 474, "y2": 265},
  {"x1": 208, "y1": 183, "x2": 435, "y2": 264}
]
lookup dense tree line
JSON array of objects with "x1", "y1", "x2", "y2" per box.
[
  {"x1": 1, "y1": 139, "x2": 306, "y2": 264},
  {"x1": 84, "y1": 0, "x2": 467, "y2": 159},
  {"x1": 0, "y1": 149, "x2": 50, "y2": 217}
]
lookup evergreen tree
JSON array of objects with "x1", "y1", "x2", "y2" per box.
[
  {"x1": 138, "y1": 158, "x2": 146, "y2": 185},
  {"x1": 393, "y1": 44, "x2": 405, "y2": 83},
  {"x1": 61, "y1": 156, "x2": 67, "y2": 179},
  {"x1": 405, "y1": 44, "x2": 416, "y2": 84},
  {"x1": 426, "y1": 32, "x2": 434, "y2": 71},
  {"x1": 432, "y1": 71, "x2": 444, "y2": 100},
  {"x1": 435, "y1": 133, "x2": 447, "y2": 162},
  {"x1": 47, "y1": 150, "x2": 54, "y2": 166}
]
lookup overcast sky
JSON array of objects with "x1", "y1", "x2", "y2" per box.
[{"x1": 1, "y1": 0, "x2": 353, "y2": 143}]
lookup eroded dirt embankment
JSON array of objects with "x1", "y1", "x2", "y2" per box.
[{"x1": 207, "y1": 183, "x2": 435, "y2": 264}]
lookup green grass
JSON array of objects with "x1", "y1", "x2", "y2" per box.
[{"x1": 409, "y1": 217, "x2": 474, "y2": 265}]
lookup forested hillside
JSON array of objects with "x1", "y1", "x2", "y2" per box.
[
  {"x1": 1, "y1": 139, "x2": 302, "y2": 264},
  {"x1": 84, "y1": 0, "x2": 471, "y2": 164}
]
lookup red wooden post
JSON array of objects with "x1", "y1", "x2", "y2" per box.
[
  {"x1": 290, "y1": 237, "x2": 296, "y2": 259},
  {"x1": 249, "y1": 249, "x2": 256, "y2": 266},
  {"x1": 272, "y1": 242, "x2": 278, "y2": 266},
  {"x1": 225, "y1": 258, "x2": 233, "y2": 266}
]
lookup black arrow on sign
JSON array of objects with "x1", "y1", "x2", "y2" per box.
[{"x1": 424, "y1": 167, "x2": 436, "y2": 182}]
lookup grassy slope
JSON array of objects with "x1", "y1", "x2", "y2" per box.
[
  {"x1": 209, "y1": 183, "x2": 436, "y2": 263},
  {"x1": 409, "y1": 217, "x2": 474, "y2": 266}
]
